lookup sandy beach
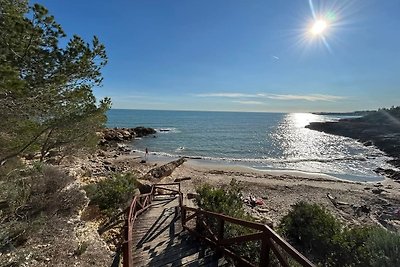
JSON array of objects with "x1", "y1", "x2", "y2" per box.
[
  {"x1": 161, "y1": 158, "x2": 400, "y2": 228},
  {"x1": 77, "y1": 147, "x2": 400, "y2": 231}
]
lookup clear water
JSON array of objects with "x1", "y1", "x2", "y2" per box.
[{"x1": 107, "y1": 109, "x2": 392, "y2": 182}]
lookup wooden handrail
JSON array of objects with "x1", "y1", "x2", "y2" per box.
[
  {"x1": 263, "y1": 224, "x2": 314, "y2": 267},
  {"x1": 120, "y1": 182, "x2": 314, "y2": 267},
  {"x1": 121, "y1": 182, "x2": 181, "y2": 267},
  {"x1": 219, "y1": 232, "x2": 264, "y2": 246},
  {"x1": 155, "y1": 182, "x2": 181, "y2": 186},
  {"x1": 181, "y1": 205, "x2": 315, "y2": 267},
  {"x1": 182, "y1": 206, "x2": 267, "y2": 231}
]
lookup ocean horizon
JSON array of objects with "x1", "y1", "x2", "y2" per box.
[{"x1": 107, "y1": 109, "x2": 392, "y2": 182}]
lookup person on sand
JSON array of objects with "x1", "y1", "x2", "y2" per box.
[
  {"x1": 145, "y1": 147, "x2": 148, "y2": 160},
  {"x1": 250, "y1": 195, "x2": 257, "y2": 208}
]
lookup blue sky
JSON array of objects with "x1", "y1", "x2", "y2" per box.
[{"x1": 34, "y1": 0, "x2": 400, "y2": 112}]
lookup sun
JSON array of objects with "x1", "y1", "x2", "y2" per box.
[{"x1": 310, "y1": 19, "x2": 328, "y2": 35}]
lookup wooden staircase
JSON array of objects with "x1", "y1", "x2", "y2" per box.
[
  {"x1": 130, "y1": 196, "x2": 231, "y2": 267},
  {"x1": 120, "y1": 182, "x2": 315, "y2": 267}
]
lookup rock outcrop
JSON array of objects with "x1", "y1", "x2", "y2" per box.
[
  {"x1": 99, "y1": 127, "x2": 156, "y2": 144},
  {"x1": 306, "y1": 114, "x2": 400, "y2": 182}
]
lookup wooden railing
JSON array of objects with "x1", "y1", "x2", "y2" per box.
[
  {"x1": 181, "y1": 206, "x2": 315, "y2": 267},
  {"x1": 122, "y1": 182, "x2": 181, "y2": 267},
  {"x1": 121, "y1": 182, "x2": 314, "y2": 267}
]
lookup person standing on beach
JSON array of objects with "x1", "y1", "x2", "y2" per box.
[{"x1": 145, "y1": 147, "x2": 149, "y2": 160}]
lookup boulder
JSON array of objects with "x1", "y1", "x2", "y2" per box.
[
  {"x1": 134, "y1": 127, "x2": 156, "y2": 137},
  {"x1": 363, "y1": 140, "x2": 373, "y2": 146},
  {"x1": 372, "y1": 188, "x2": 384, "y2": 194},
  {"x1": 136, "y1": 179, "x2": 152, "y2": 194},
  {"x1": 132, "y1": 188, "x2": 141, "y2": 196},
  {"x1": 99, "y1": 127, "x2": 156, "y2": 143},
  {"x1": 120, "y1": 130, "x2": 131, "y2": 139}
]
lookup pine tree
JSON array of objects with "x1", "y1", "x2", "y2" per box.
[{"x1": 0, "y1": 0, "x2": 110, "y2": 164}]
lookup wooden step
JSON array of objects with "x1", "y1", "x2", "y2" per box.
[
  {"x1": 130, "y1": 195, "x2": 228, "y2": 266},
  {"x1": 132, "y1": 243, "x2": 216, "y2": 267}
]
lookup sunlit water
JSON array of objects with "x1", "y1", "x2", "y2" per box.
[{"x1": 107, "y1": 109, "x2": 393, "y2": 182}]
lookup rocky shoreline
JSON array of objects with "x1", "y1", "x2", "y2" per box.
[
  {"x1": 306, "y1": 116, "x2": 400, "y2": 182},
  {"x1": 98, "y1": 127, "x2": 156, "y2": 145}
]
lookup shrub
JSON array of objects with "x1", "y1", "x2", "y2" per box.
[
  {"x1": 366, "y1": 227, "x2": 400, "y2": 267},
  {"x1": 194, "y1": 180, "x2": 261, "y2": 263},
  {"x1": 195, "y1": 179, "x2": 246, "y2": 218},
  {"x1": 333, "y1": 226, "x2": 400, "y2": 267},
  {"x1": 1, "y1": 163, "x2": 75, "y2": 217},
  {"x1": 84, "y1": 173, "x2": 137, "y2": 215},
  {"x1": 280, "y1": 201, "x2": 341, "y2": 263},
  {"x1": 280, "y1": 201, "x2": 400, "y2": 266},
  {"x1": 331, "y1": 226, "x2": 373, "y2": 266}
]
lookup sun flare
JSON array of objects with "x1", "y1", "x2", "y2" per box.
[{"x1": 310, "y1": 19, "x2": 328, "y2": 35}]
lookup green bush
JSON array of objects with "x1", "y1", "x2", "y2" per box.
[
  {"x1": 194, "y1": 180, "x2": 261, "y2": 263},
  {"x1": 84, "y1": 173, "x2": 137, "y2": 214},
  {"x1": 280, "y1": 201, "x2": 400, "y2": 266},
  {"x1": 280, "y1": 201, "x2": 341, "y2": 263},
  {"x1": 366, "y1": 227, "x2": 400, "y2": 267},
  {"x1": 332, "y1": 227, "x2": 373, "y2": 266},
  {"x1": 333, "y1": 226, "x2": 400, "y2": 267},
  {"x1": 195, "y1": 179, "x2": 246, "y2": 218}
]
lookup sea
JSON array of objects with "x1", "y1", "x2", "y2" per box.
[{"x1": 106, "y1": 109, "x2": 393, "y2": 182}]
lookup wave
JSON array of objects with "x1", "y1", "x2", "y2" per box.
[
  {"x1": 155, "y1": 127, "x2": 181, "y2": 133},
  {"x1": 272, "y1": 156, "x2": 368, "y2": 164},
  {"x1": 131, "y1": 148, "x2": 393, "y2": 181},
  {"x1": 137, "y1": 150, "x2": 370, "y2": 164},
  {"x1": 175, "y1": 146, "x2": 185, "y2": 152}
]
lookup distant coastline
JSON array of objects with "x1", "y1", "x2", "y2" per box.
[{"x1": 312, "y1": 111, "x2": 374, "y2": 116}]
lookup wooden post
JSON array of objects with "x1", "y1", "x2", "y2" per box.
[
  {"x1": 122, "y1": 224, "x2": 132, "y2": 267},
  {"x1": 260, "y1": 234, "x2": 270, "y2": 267},
  {"x1": 218, "y1": 218, "x2": 225, "y2": 241},
  {"x1": 216, "y1": 218, "x2": 225, "y2": 257},
  {"x1": 179, "y1": 192, "x2": 183, "y2": 208},
  {"x1": 181, "y1": 208, "x2": 186, "y2": 226}
]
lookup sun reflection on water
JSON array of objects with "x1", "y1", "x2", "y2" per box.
[
  {"x1": 270, "y1": 113, "x2": 388, "y2": 180},
  {"x1": 275, "y1": 113, "x2": 326, "y2": 159},
  {"x1": 291, "y1": 113, "x2": 321, "y2": 128}
]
